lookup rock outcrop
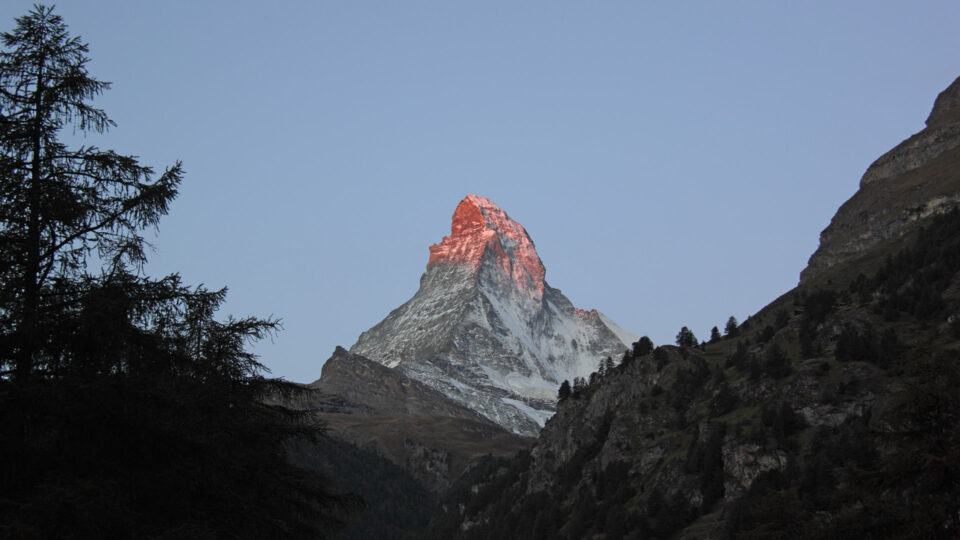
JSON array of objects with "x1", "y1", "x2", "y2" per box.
[
  {"x1": 282, "y1": 347, "x2": 529, "y2": 493},
  {"x1": 801, "y1": 76, "x2": 960, "y2": 284},
  {"x1": 309, "y1": 346, "x2": 489, "y2": 420},
  {"x1": 428, "y1": 313, "x2": 909, "y2": 538}
]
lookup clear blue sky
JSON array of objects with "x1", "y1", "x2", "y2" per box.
[{"x1": 3, "y1": 2, "x2": 958, "y2": 383}]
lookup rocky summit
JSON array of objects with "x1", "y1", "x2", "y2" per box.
[
  {"x1": 801, "y1": 75, "x2": 960, "y2": 284},
  {"x1": 351, "y1": 194, "x2": 636, "y2": 436}
]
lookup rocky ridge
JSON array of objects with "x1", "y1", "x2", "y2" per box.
[
  {"x1": 308, "y1": 346, "x2": 488, "y2": 420},
  {"x1": 282, "y1": 347, "x2": 529, "y2": 493},
  {"x1": 801, "y1": 75, "x2": 960, "y2": 284}
]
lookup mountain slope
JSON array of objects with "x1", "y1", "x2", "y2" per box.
[
  {"x1": 282, "y1": 347, "x2": 530, "y2": 493},
  {"x1": 308, "y1": 346, "x2": 491, "y2": 421},
  {"x1": 351, "y1": 194, "x2": 635, "y2": 436},
  {"x1": 801, "y1": 75, "x2": 960, "y2": 284},
  {"x1": 419, "y1": 76, "x2": 960, "y2": 540}
]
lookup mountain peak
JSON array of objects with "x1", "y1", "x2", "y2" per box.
[
  {"x1": 926, "y1": 75, "x2": 960, "y2": 129},
  {"x1": 801, "y1": 75, "x2": 960, "y2": 284},
  {"x1": 428, "y1": 194, "x2": 546, "y2": 296},
  {"x1": 351, "y1": 194, "x2": 635, "y2": 435}
]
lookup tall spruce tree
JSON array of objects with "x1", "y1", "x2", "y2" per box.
[
  {"x1": 710, "y1": 326, "x2": 721, "y2": 343},
  {"x1": 0, "y1": 5, "x2": 180, "y2": 379},
  {"x1": 0, "y1": 6, "x2": 351, "y2": 538},
  {"x1": 675, "y1": 326, "x2": 697, "y2": 347},
  {"x1": 724, "y1": 316, "x2": 739, "y2": 337}
]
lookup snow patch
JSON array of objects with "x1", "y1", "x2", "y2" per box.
[
  {"x1": 598, "y1": 312, "x2": 640, "y2": 349},
  {"x1": 501, "y1": 397, "x2": 554, "y2": 427}
]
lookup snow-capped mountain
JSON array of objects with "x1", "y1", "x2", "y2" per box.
[{"x1": 351, "y1": 195, "x2": 636, "y2": 436}]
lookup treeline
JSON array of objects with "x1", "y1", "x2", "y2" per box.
[
  {"x1": 851, "y1": 207, "x2": 960, "y2": 321},
  {"x1": 557, "y1": 313, "x2": 743, "y2": 401}
]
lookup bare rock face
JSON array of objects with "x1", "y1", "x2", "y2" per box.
[
  {"x1": 721, "y1": 442, "x2": 788, "y2": 500},
  {"x1": 428, "y1": 195, "x2": 546, "y2": 296},
  {"x1": 801, "y1": 76, "x2": 960, "y2": 284},
  {"x1": 289, "y1": 347, "x2": 529, "y2": 492},
  {"x1": 351, "y1": 195, "x2": 636, "y2": 436},
  {"x1": 309, "y1": 346, "x2": 488, "y2": 421},
  {"x1": 926, "y1": 76, "x2": 960, "y2": 129}
]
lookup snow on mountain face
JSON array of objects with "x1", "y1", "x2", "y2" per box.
[{"x1": 351, "y1": 195, "x2": 635, "y2": 436}]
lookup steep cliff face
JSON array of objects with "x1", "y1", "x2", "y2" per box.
[
  {"x1": 351, "y1": 195, "x2": 636, "y2": 436},
  {"x1": 309, "y1": 346, "x2": 488, "y2": 420},
  {"x1": 801, "y1": 76, "x2": 960, "y2": 284}
]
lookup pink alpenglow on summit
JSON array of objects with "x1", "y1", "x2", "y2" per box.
[
  {"x1": 351, "y1": 194, "x2": 639, "y2": 436},
  {"x1": 428, "y1": 195, "x2": 546, "y2": 296}
]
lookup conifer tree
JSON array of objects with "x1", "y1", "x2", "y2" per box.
[
  {"x1": 675, "y1": 326, "x2": 697, "y2": 347},
  {"x1": 0, "y1": 7, "x2": 350, "y2": 537},
  {"x1": 724, "y1": 316, "x2": 740, "y2": 337},
  {"x1": 633, "y1": 336, "x2": 654, "y2": 357},
  {"x1": 0, "y1": 5, "x2": 181, "y2": 379},
  {"x1": 604, "y1": 355, "x2": 616, "y2": 374},
  {"x1": 710, "y1": 326, "x2": 722, "y2": 343}
]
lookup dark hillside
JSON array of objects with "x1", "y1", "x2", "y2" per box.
[
  {"x1": 417, "y1": 78, "x2": 960, "y2": 540},
  {"x1": 289, "y1": 436, "x2": 439, "y2": 540},
  {"x1": 419, "y1": 207, "x2": 960, "y2": 540},
  {"x1": 802, "y1": 75, "x2": 960, "y2": 285}
]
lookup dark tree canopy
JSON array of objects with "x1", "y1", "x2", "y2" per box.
[
  {"x1": 710, "y1": 326, "x2": 721, "y2": 343},
  {"x1": 632, "y1": 336, "x2": 654, "y2": 357},
  {"x1": 675, "y1": 326, "x2": 697, "y2": 347},
  {"x1": 0, "y1": 6, "x2": 350, "y2": 537},
  {"x1": 724, "y1": 316, "x2": 739, "y2": 337},
  {"x1": 604, "y1": 355, "x2": 615, "y2": 374},
  {"x1": 0, "y1": 4, "x2": 182, "y2": 380}
]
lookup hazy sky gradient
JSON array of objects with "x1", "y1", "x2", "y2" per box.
[{"x1": 3, "y1": 2, "x2": 958, "y2": 382}]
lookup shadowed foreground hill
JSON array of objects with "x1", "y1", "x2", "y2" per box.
[
  {"x1": 281, "y1": 347, "x2": 531, "y2": 494},
  {"x1": 272, "y1": 347, "x2": 532, "y2": 538}
]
